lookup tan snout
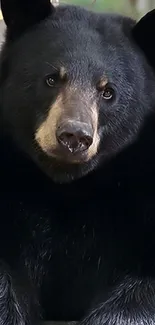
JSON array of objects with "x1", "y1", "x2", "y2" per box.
[{"x1": 35, "y1": 91, "x2": 100, "y2": 163}]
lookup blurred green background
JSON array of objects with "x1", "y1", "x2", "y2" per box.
[
  {"x1": 59, "y1": 0, "x2": 155, "y2": 19},
  {"x1": 0, "y1": 0, "x2": 155, "y2": 21}
]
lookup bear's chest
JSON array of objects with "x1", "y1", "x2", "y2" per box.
[
  {"x1": 6, "y1": 184, "x2": 153, "y2": 321},
  {"x1": 2, "y1": 143, "x2": 155, "y2": 320}
]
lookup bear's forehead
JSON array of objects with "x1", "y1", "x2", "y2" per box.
[
  {"x1": 13, "y1": 12, "x2": 133, "y2": 66},
  {"x1": 6, "y1": 7, "x2": 138, "y2": 85},
  {"x1": 11, "y1": 27, "x2": 130, "y2": 82},
  {"x1": 42, "y1": 13, "x2": 131, "y2": 49},
  {"x1": 11, "y1": 5, "x2": 133, "y2": 53}
]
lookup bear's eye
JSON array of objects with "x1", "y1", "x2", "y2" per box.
[
  {"x1": 45, "y1": 74, "x2": 59, "y2": 87},
  {"x1": 102, "y1": 87, "x2": 114, "y2": 100}
]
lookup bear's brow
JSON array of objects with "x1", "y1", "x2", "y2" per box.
[
  {"x1": 97, "y1": 77, "x2": 108, "y2": 89},
  {"x1": 60, "y1": 66, "x2": 67, "y2": 79}
]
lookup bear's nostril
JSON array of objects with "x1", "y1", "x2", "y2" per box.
[
  {"x1": 58, "y1": 132, "x2": 92, "y2": 153},
  {"x1": 79, "y1": 135, "x2": 93, "y2": 150},
  {"x1": 59, "y1": 132, "x2": 79, "y2": 153},
  {"x1": 56, "y1": 123, "x2": 93, "y2": 154}
]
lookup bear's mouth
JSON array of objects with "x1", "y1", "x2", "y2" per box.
[{"x1": 33, "y1": 142, "x2": 94, "y2": 165}]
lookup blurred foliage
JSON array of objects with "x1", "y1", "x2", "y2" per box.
[
  {"x1": 60, "y1": 0, "x2": 155, "y2": 19},
  {"x1": 61, "y1": 0, "x2": 139, "y2": 18}
]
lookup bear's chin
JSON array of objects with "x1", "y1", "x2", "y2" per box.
[{"x1": 32, "y1": 152, "x2": 99, "y2": 184}]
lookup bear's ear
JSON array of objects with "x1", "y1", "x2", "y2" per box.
[
  {"x1": 1, "y1": 0, "x2": 54, "y2": 38},
  {"x1": 132, "y1": 9, "x2": 155, "y2": 67}
]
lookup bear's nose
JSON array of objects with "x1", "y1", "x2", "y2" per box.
[{"x1": 56, "y1": 121, "x2": 93, "y2": 154}]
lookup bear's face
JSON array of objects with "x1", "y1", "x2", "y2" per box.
[{"x1": 1, "y1": 1, "x2": 155, "y2": 183}]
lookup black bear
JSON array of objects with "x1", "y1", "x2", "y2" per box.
[{"x1": 1, "y1": 0, "x2": 155, "y2": 324}]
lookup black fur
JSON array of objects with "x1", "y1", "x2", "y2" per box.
[
  {"x1": 132, "y1": 9, "x2": 155, "y2": 68},
  {"x1": 1, "y1": 1, "x2": 155, "y2": 324},
  {"x1": 1, "y1": 0, "x2": 54, "y2": 39}
]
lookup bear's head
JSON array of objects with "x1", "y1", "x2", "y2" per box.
[{"x1": 1, "y1": 0, "x2": 155, "y2": 183}]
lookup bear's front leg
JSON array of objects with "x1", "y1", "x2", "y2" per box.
[
  {"x1": 0, "y1": 262, "x2": 39, "y2": 325},
  {"x1": 80, "y1": 276, "x2": 155, "y2": 325}
]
